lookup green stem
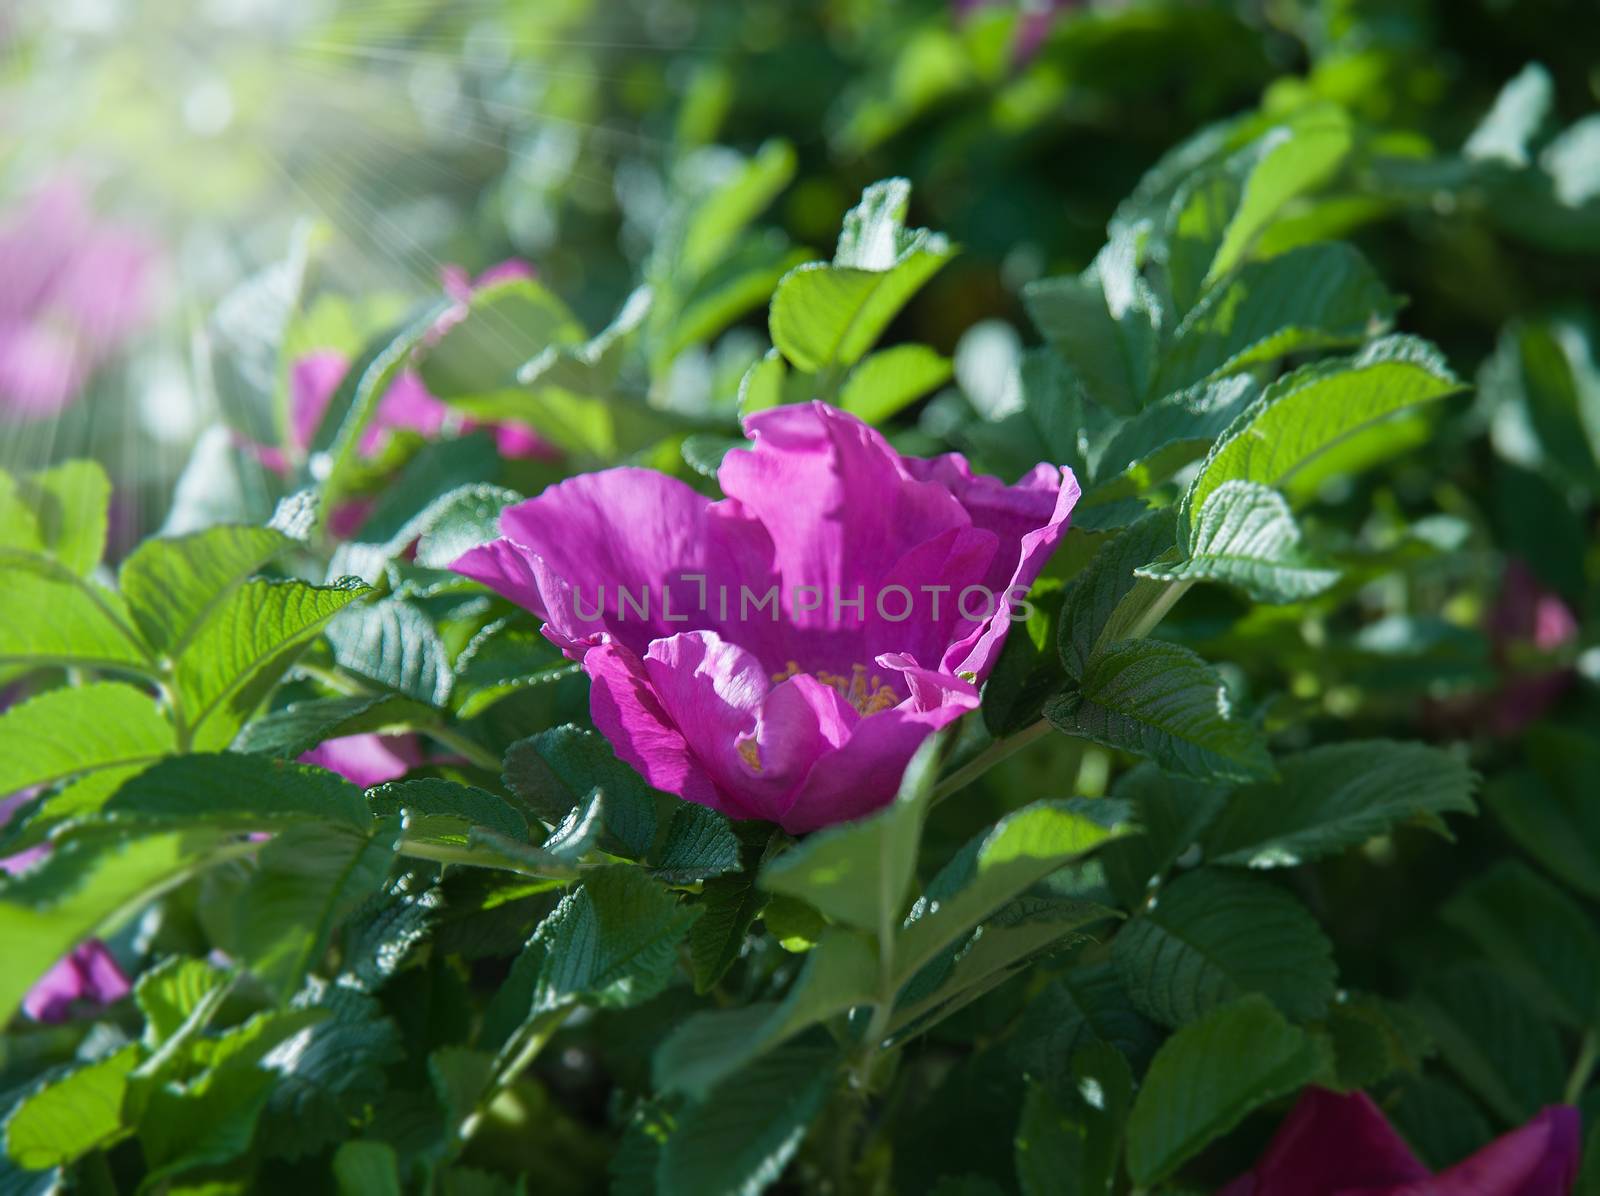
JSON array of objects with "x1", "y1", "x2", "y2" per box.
[
  {"x1": 1566, "y1": 1029, "x2": 1599, "y2": 1104},
  {"x1": 932, "y1": 719, "x2": 1052, "y2": 805},
  {"x1": 459, "y1": 1005, "x2": 575, "y2": 1143},
  {"x1": 423, "y1": 724, "x2": 504, "y2": 774}
]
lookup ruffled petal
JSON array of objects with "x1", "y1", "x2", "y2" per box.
[
  {"x1": 721, "y1": 403, "x2": 973, "y2": 651},
  {"x1": 454, "y1": 468, "x2": 775, "y2": 657},
  {"x1": 1410, "y1": 1106, "x2": 1580, "y2": 1196}
]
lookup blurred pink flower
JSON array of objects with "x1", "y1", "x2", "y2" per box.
[
  {"x1": 0, "y1": 177, "x2": 157, "y2": 419},
  {"x1": 299, "y1": 733, "x2": 420, "y2": 789},
  {"x1": 1486, "y1": 559, "x2": 1580, "y2": 736},
  {"x1": 1221, "y1": 1087, "x2": 1579, "y2": 1196},
  {"x1": 953, "y1": 0, "x2": 1082, "y2": 64},
  {"x1": 256, "y1": 259, "x2": 552, "y2": 475},
  {"x1": 1, "y1": 791, "x2": 131, "y2": 1023}
]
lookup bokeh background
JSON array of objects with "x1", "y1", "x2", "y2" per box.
[{"x1": 3, "y1": 0, "x2": 1598, "y2": 544}]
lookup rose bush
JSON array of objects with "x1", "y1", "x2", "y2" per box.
[{"x1": 2, "y1": 3, "x2": 1600, "y2": 1194}]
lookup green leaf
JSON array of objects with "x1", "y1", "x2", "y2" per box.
[
  {"x1": 451, "y1": 618, "x2": 578, "y2": 720},
  {"x1": 688, "y1": 871, "x2": 768, "y2": 993},
  {"x1": 1124, "y1": 995, "x2": 1328, "y2": 1186},
  {"x1": 1056, "y1": 511, "x2": 1179, "y2": 681},
  {"x1": 838, "y1": 344, "x2": 953, "y2": 424},
  {"x1": 1006, "y1": 964, "x2": 1161, "y2": 1080},
  {"x1": 235, "y1": 821, "x2": 402, "y2": 1000},
  {"x1": 0, "y1": 831, "x2": 227, "y2": 1023},
  {"x1": 896, "y1": 798, "x2": 1126, "y2": 984},
  {"x1": 0, "y1": 682, "x2": 173, "y2": 795},
  {"x1": 369, "y1": 778, "x2": 529, "y2": 843},
  {"x1": 982, "y1": 578, "x2": 1066, "y2": 737},
  {"x1": 1205, "y1": 107, "x2": 1353, "y2": 286},
  {"x1": 173, "y1": 576, "x2": 370, "y2": 750},
  {"x1": 117, "y1": 525, "x2": 293, "y2": 657},
  {"x1": 1090, "y1": 375, "x2": 1256, "y2": 493},
  {"x1": 1441, "y1": 860, "x2": 1600, "y2": 1031},
  {"x1": 1323, "y1": 992, "x2": 1434, "y2": 1093},
  {"x1": 106, "y1": 752, "x2": 367, "y2": 830},
  {"x1": 1137, "y1": 481, "x2": 1338, "y2": 603},
  {"x1": 416, "y1": 279, "x2": 583, "y2": 399},
  {"x1": 327, "y1": 598, "x2": 452, "y2": 707},
  {"x1": 523, "y1": 866, "x2": 700, "y2": 1013},
  {"x1": 1024, "y1": 264, "x2": 1158, "y2": 415},
  {"x1": 1412, "y1": 964, "x2": 1564, "y2": 1124},
  {"x1": 1182, "y1": 335, "x2": 1464, "y2": 531},
  {"x1": 1465, "y1": 63, "x2": 1553, "y2": 167},
  {"x1": 1201, "y1": 741, "x2": 1477, "y2": 868},
  {"x1": 656, "y1": 1038, "x2": 837, "y2": 1196},
  {"x1": 0, "y1": 557, "x2": 152, "y2": 674},
  {"x1": 135, "y1": 956, "x2": 231, "y2": 1047},
  {"x1": 769, "y1": 180, "x2": 952, "y2": 374},
  {"x1": 1014, "y1": 1042, "x2": 1133, "y2": 1196},
  {"x1": 1484, "y1": 319, "x2": 1600, "y2": 490},
  {"x1": 1487, "y1": 758, "x2": 1600, "y2": 901},
  {"x1": 502, "y1": 725, "x2": 659, "y2": 855},
  {"x1": 334, "y1": 1141, "x2": 402, "y2": 1196},
  {"x1": 11, "y1": 460, "x2": 112, "y2": 577},
  {"x1": 657, "y1": 928, "x2": 877, "y2": 1099},
  {"x1": 1161, "y1": 241, "x2": 1396, "y2": 392},
  {"x1": 4, "y1": 1044, "x2": 140, "y2": 1170},
  {"x1": 759, "y1": 735, "x2": 942, "y2": 935},
  {"x1": 1098, "y1": 765, "x2": 1226, "y2": 909},
  {"x1": 1046, "y1": 639, "x2": 1273, "y2": 783},
  {"x1": 233, "y1": 693, "x2": 433, "y2": 759},
  {"x1": 1112, "y1": 869, "x2": 1336, "y2": 1027},
  {"x1": 675, "y1": 139, "x2": 797, "y2": 283},
  {"x1": 653, "y1": 804, "x2": 742, "y2": 884}
]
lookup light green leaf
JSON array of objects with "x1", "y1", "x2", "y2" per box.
[
  {"x1": 0, "y1": 557, "x2": 152, "y2": 675},
  {"x1": 1206, "y1": 106, "x2": 1353, "y2": 285},
  {"x1": 117, "y1": 525, "x2": 293, "y2": 657},
  {"x1": 1137, "y1": 481, "x2": 1338, "y2": 603},
  {"x1": 895, "y1": 799, "x2": 1126, "y2": 983},
  {"x1": 416, "y1": 279, "x2": 583, "y2": 399},
  {"x1": 334, "y1": 1141, "x2": 402, "y2": 1196},
  {"x1": 1112, "y1": 869, "x2": 1336, "y2": 1027},
  {"x1": 1157, "y1": 242, "x2": 1397, "y2": 394},
  {"x1": 11, "y1": 460, "x2": 111, "y2": 577},
  {"x1": 759, "y1": 736, "x2": 942, "y2": 935},
  {"x1": 4, "y1": 1044, "x2": 141, "y2": 1170},
  {"x1": 0, "y1": 831, "x2": 228, "y2": 1023},
  {"x1": 1183, "y1": 335, "x2": 1464, "y2": 530},
  {"x1": 451, "y1": 619, "x2": 578, "y2": 720},
  {"x1": 0, "y1": 683, "x2": 173, "y2": 795},
  {"x1": 369, "y1": 778, "x2": 529, "y2": 844},
  {"x1": 1091, "y1": 375, "x2": 1256, "y2": 493},
  {"x1": 838, "y1": 344, "x2": 953, "y2": 424},
  {"x1": 134, "y1": 956, "x2": 231, "y2": 1047},
  {"x1": 1202, "y1": 740, "x2": 1477, "y2": 868},
  {"x1": 769, "y1": 180, "x2": 952, "y2": 375},
  {"x1": 676, "y1": 140, "x2": 797, "y2": 283},
  {"x1": 1124, "y1": 995, "x2": 1328, "y2": 1186},
  {"x1": 233, "y1": 693, "x2": 433, "y2": 760},
  {"x1": 174, "y1": 576, "x2": 370, "y2": 750},
  {"x1": 1046, "y1": 639, "x2": 1273, "y2": 783}
]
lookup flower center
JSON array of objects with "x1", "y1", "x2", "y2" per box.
[{"x1": 771, "y1": 661, "x2": 901, "y2": 716}]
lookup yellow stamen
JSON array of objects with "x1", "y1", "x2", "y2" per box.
[
  {"x1": 738, "y1": 737, "x2": 763, "y2": 773},
  {"x1": 769, "y1": 660, "x2": 901, "y2": 716}
]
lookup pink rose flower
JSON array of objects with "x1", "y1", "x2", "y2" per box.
[
  {"x1": 1221, "y1": 1087, "x2": 1580, "y2": 1196},
  {"x1": 453, "y1": 401, "x2": 1078, "y2": 832}
]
